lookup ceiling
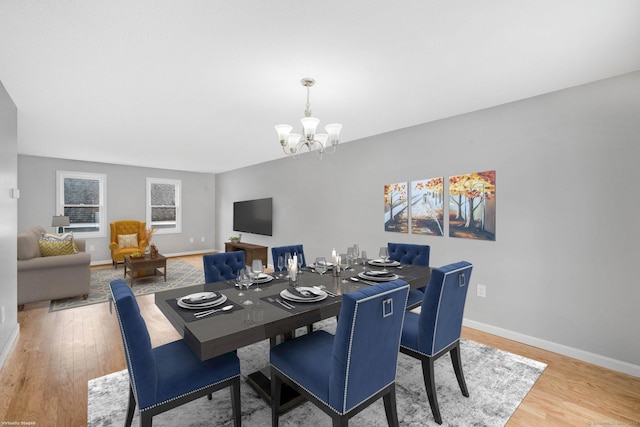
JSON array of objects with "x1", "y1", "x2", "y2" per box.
[{"x1": 1, "y1": 1, "x2": 639, "y2": 174}]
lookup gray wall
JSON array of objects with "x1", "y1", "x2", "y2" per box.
[
  {"x1": 0, "y1": 81, "x2": 19, "y2": 369},
  {"x1": 18, "y1": 156, "x2": 216, "y2": 264},
  {"x1": 215, "y1": 71, "x2": 640, "y2": 375}
]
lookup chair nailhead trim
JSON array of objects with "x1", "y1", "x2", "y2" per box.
[{"x1": 141, "y1": 374, "x2": 240, "y2": 412}]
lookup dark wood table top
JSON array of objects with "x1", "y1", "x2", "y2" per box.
[{"x1": 155, "y1": 264, "x2": 430, "y2": 361}]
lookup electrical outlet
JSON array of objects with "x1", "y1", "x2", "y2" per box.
[
  {"x1": 189, "y1": 237, "x2": 194, "y2": 243},
  {"x1": 89, "y1": 245, "x2": 95, "y2": 251},
  {"x1": 477, "y1": 284, "x2": 486, "y2": 298},
  {"x1": 201, "y1": 237, "x2": 205, "y2": 242}
]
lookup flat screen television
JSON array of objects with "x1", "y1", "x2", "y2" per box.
[{"x1": 233, "y1": 197, "x2": 273, "y2": 236}]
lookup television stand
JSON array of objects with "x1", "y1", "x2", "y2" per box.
[{"x1": 224, "y1": 241, "x2": 268, "y2": 267}]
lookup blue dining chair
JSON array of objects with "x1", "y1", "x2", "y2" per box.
[
  {"x1": 203, "y1": 251, "x2": 246, "y2": 283},
  {"x1": 109, "y1": 279, "x2": 242, "y2": 427},
  {"x1": 270, "y1": 279, "x2": 410, "y2": 427},
  {"x1": 387, "y1": 242, "x2": 430, "y2": 309},
  {"x1": 271, "y1": 244, "x2": 306, "y2": 272},
  {"x1": 399, "y1": 261, "x2": 473, "y2": 425}
]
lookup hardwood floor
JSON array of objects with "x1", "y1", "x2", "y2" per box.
[{"x1": 1, "y1": 254, "x2": 639, "y2": 425}]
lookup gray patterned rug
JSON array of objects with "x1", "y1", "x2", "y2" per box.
[
  {"x1": 88, "y1": 319, "x2": 546, "y2": 426},
  {"x1": 49, "y1": 260, "x2": 204, "y2": 312}
]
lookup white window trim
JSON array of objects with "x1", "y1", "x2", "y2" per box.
[
  {"x1": 146, "y1": 177, "x2": 182, "y2": 235},
  {"x1": 56, "y1": 170, "x2": 107, "y2": 238}
]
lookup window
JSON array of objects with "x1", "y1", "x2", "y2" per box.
[
  {"x1": 146, "y1": 177, "x2": 181, "y2": 234},
  {"x1": 56, "y1": 171, "x2": 107, "y2": 237}
]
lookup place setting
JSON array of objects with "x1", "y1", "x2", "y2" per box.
[
  {"x1": 166, "y1": 290, "x2": 243, "y2": 322},
  {"x1": 367, "y1": 246, "x2": 402, "y2": 268},
  {"x1": 262, "y1": 285, "x2": 338, "y2": 313}
]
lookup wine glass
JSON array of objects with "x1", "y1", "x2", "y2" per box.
[
  {"x1": 361, "y1": 250, "x2": 368, "y2": 272},
  {"x1": 379, "y1": 247, "x2": 389, "y2": 263},
  {"x1": 284, "y1": 253, "x2": 292, "y2": 278},
  {"x1": 340, "y1": 254, "x2": 350, "y2": 283},
  {"x1": 241, "y1": 271, "x2": 254, "y2": 305},
  {"x1": 297, "y1": 252, "x2": 304, "y2": 271},
  {"x1": 277, "y1": 256, "x2": 284, "y2": 278},
  {"x1": 379, "y1": 247, "x2": 389, "y2": 272},
  {"x1": 353, "y1": 244, "x2": 360, "y2": 266},
  {"x1": 315, "y1": 257, "x2": 328, "y2": 289},
  {"x1": 252, "y1": 259, "x2": 264, "y2": 292},
  {"x1": 237, "y1": 268, "x2": 247, "y2": 297},
  {"x1": 346, "y1": 247, "x2": 355, "y2": 271}
]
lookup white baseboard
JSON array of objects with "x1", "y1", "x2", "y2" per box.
[
  {"x1": 463, "y1": 318, "x2": 640, "y2": 378},
  {"x1": 0, "y1": 323, "x2": 20, "y2": 371},
  {"x1": 90, "y1": 249, "x2": 218, "y2": 266}
]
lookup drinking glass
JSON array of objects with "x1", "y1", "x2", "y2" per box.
[
  {"x1": 379, "y1": 247, "x2": 389, "y2": 272},
  {"x1": 346, "y1": 247, "x2": 355, "y2": 270},
  {"x1": 340, "y1": 254, "x2": 350, "y2": 283},
  {"x1": 252, "y1": 259, "x2": 264, "y2": 292},
  {"x1": 379, "y1": 247, "x2": 389, "y2": 263},
  {"x1": 284, "y1": 253, "x2": 292, "y2": 278},
  {"x1": 353, "y1": 244, "x2": 360, "y2": 266},
  {"x1": 315, "y1": 257, "x2": 328, "y2": 289},
  {"x1": 361, "y1": 250, "x2": 368, "y2": 272},
  {"x1": 241, "y1": 272, "x2": 254, "y2": 305},
  {"x1": 277, "y1": 256, "x2": 284, "y2": 278},
  {"x1": 237, "y1": 269, "x2": 246, "y2": 297}
]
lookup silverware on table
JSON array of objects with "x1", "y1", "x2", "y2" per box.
[
  {"x1": 267, "y1": 297, "x2": 293, "y2": 309},
  {"x1": 350, "y1": 276, "x2": 376, "y2": 286},
  {"x1": 276, "y1": 298, "x2": 295, "y2": 309},
  {"x1": 314, "y1": 286, "x2": 337, "y2": 297},
  {"x1": 194, "y1": 305, "x2": 234, "y2": 318}
]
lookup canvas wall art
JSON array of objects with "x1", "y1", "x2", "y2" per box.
[
  {"x1": 449, "y1": 170, "x2": 496, "y2": 241},
  {"x1": 384, "y1": 182, "x2": 408, "y2": 233},
  {"x1": 410, "y1": 177, "x2": 444, "y2": 236}
]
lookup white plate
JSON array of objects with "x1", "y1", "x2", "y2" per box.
[
  {"x1": 368, "y1": 259, "x2": 401, "y2": 267},
  {"x1": 177, "y1": 293, "x2": 227, "y2": 309},
  {"x1": 358, "y1": 271, "x2": 399, "y2": 282},
  {"x1": 180, "y1": 292, "x2": 220, "y2": 305},
  {"x1": 280, "y1": 287, "x2": 327, "y2": 303}
]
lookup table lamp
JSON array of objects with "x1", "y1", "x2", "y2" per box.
[{"x1": 52, "y1": 215, "x2": 70, "y2": 233}]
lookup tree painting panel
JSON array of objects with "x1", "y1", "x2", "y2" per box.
[
  {"x1": 384, "y1": 182, "x2": 408, "y2": 233},
  {"x1": 410, "y1": 177, "x2": 444, "y2": 236},
  {"x1": 449, "y1": 170, "x2": 496, "y2": 241}
]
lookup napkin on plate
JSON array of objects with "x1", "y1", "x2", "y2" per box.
[
  {"x1": 287, "y1": 287, "x2": 319, "y2": 299},
  {"x1": 365, "y1": 270, "x2": 395, "y2": 277},
  {"x1": 182, "y1": 292, "x2": 221, "y2": 304}
]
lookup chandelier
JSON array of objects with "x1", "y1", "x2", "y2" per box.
[{"x1": 275, "y1": 78, "x2": 342, "y2": 159}]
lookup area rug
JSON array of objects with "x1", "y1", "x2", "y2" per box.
[
  {"x1": 50, "y1": 260, "x2": 204, "y2": 312},
  {"x1": 88, "y1": 319, "x2": 546, "y2": 426}
]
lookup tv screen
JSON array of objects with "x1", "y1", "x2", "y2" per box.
[{"x1": 233, "y1": 197, "x2": 273, "y2": 236}]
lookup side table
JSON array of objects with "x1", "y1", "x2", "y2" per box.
[{"x1": 123, "y1": 254, "x2": 167, "y2": 287}]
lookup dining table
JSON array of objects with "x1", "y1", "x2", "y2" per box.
[{"x1": 154, "y1": 261, "x2": 431, "y2": 412}]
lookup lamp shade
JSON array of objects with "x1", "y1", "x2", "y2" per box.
[
  {"x1": 325, "y1": 123, "x2": 342, "y2": 142},
  {"x1": 287, "y1": 133, "x2": 301, "y2": 152},
  {"x1": 301, "y1": 117, "x2": 320, "y2": 138},
  {"x1": 315, "y1": 133, "x2": 328, "y2": 148},
  {"x1": 52, "y1": 215, "x2": 70, "y2": 228},
  {"x1": 275, "y1": 124, "x2": 293, "y2": 143}
]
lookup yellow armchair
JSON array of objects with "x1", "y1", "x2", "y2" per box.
[{"x1": 109, "y1": 220, "x2": 148, "y2": 268}]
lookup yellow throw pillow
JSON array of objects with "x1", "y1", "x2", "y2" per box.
[
  {"x1": 38, "y1": 239, "x2": 75, "y2": 257},
  {"x1": 40, "y1": 232, "x2": 79, "y2": 255},
  {"x1": 118, "y1": 233, "x2": 138, "y2": 249}
]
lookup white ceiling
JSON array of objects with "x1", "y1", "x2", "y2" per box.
[{"x1": 1, "y1": 1, "x2": 639, "y2": 173}]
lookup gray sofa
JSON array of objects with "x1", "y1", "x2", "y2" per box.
[{"x1": 17, "y1": 226, "x2": 91, "y2": 307}]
